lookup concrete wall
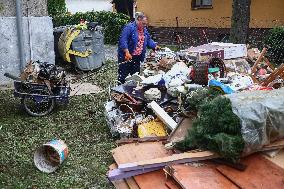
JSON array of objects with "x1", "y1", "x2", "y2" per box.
[
  {"x1": 0, "y1": 0, "x2": 48, "y2": 17},
  {"x1": 0, "y1": 17, "x2": 55, "y2": 85},
  {"x1": 65, "y1": 0, "x2": 112, "y2": 13},
  {"x1": 137, "y1": 0, "x2": 284, "y2": 28}
]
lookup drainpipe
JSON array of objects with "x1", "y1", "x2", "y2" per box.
[
  {"x1": 15, "y1": 0, "x2": 25, "y2": 71},
  {"x1": 133, "y1": 1, "x2": 136, "y2": 19}
]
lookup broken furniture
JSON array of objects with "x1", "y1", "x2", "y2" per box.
[
  {"x1": 250, "y1": 47, "x2": 284, "y2": 87},
  {"x1": 261, "y1": 63, "x2": 284, "y2": 88}
]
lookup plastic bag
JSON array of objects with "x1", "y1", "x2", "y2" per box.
[{"x1": 226, "y1": 88, "x2": 284, "y2": 155}]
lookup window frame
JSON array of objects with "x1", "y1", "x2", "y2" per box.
[{"x1": 191, "y1": 0, "x2": 213, "y2": 10}]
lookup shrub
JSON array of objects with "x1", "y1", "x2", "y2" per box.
[
  {"x1": 47, "y1": 0, "x2": 67, "y2": 17},
  {"x1": 265, "y1": 26, "x2": 284, "y2": 66},
  {"x1": 176, "y1": 96, "x2": 244, "y2": 161},
  {"x1": 53, "y1": 11, "x2": 130, "y2": 44}
]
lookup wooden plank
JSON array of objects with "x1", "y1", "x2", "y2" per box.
[
  {"x1": 114, "y1": 139, "x2": 284, "y2": 172},
  {"x1": 133, "y1": 169, "x2": 182, "y2": 189},
  {"x1": 217, "y1": 154, "x2": 284, "y2": 189},
  {"x1": 165, "y1": 179, "x2": 182, "y2": 189},
  {"x1": 116, "y1": 136, "x2": 168, "y2": 146},
  {"x1": 108, "y1": 167, "x2": 160, "y2": 181},
  {"x1": 134, "y1": 170, "x2": 168, "y2": 189},
  {"x1": 109, "y1": 164, "x2": 140, "y2": 189},
  {"x1": 111, "y1": 142, "x2": 172, "y2": 182},
  {"x1": 118, "y1": 151, "x2": 217, "y2": 172},
  {"x1": 212, "y1": 158, "x2": 247, "y2": 171},
  {"x1": 261, "y1": 139, "x2": 284, "y2": 151},
  {"x1": 148, "y1": 101, "x2": 178, "y2": 130},
  {"x1": 167, "y1": 117, "x2": 194, "y2": 143},
  {"x1": 169, "y1": 164, "x2": 239, "y2": 189},
  {"x1": 251, "y1": 48, "x2": 267, "y2": 74},
  {"x1": 112, "y1": 180, "x2": 130, "y2": 189},
  {"x1": 262, "y1": 64, "x2": 284, "y2": 86},
  {"x1": 247, "y1": 48, "x2": 260, "y2": 61},
  {"x1": 125, "y1": 177, "x2": 140, "y2": 189},
  {"x1": 112, "y1": 142, "x2": 172, "y2": 165},
  {"x1": 109, "y1": 164, "x2": 130, "y2": 189},
  {"x1": 263, "y1": 57, "x2": 275, "y2": 70},
  {"x1": 264, "y1": 149, "x2": 284, "y2": 169}
]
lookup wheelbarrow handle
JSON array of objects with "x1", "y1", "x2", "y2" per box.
[{"x1": 4, "y1": 73, "x2": 21, "y2": 81}]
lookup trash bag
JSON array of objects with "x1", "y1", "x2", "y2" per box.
[{"x1": 36, "y1": 61, "x2": 66, "y2": 85}]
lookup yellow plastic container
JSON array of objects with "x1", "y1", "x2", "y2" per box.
[{"x1": 138, "y1": 119, "x2": 167, "y2": 138}]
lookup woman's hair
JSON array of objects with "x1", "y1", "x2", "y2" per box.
[{"x1": 135, "y1": 12, "x2": 146, "y2": 21}]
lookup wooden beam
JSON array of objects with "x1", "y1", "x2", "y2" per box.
[
  {"x1": 116, "y1": 139, "x2": 284, "y2": 173},
  {"x1": 169, "y1": 164, "x2": 239, "y2": 189},
  {"x1": 125, "y1": 177, "x2": 140, "y2": 189},
  {"x1": 261, "y1": 139, "x2": 284, "y2": 151},
  {"x1": 108, "y1": 167, "x2": 161, "y2": 181},
  {"x1": 167, "y1": 117, "x2": 195, "y2": 144},
  {"x1": 109, "y1": 164, "x2": 131, "y2": 189},
  {"x1": 118, "y1": 151, "x2": 217, "y2": 172},
  {"x1": 148, "y1": 101, "x2": 177, "y2": 130},
  {"x1": 263, "y1": 57, "x2": 275, "y2": 71},
  {"x1": 251, "y1": 48, "x2": 267, "y2": 74},
  {"x1": 116, "y1": 136, "x2": 168, "y2": 146},
  {"x1": 261, "y1": 64, "x2": 284, "y2": 86},
  {"x1": 217, "y1": 154, "x2": 284, "y2": 189},
  {"x1": 112, "y1": 142, "x2": 172, "y2": 165}
]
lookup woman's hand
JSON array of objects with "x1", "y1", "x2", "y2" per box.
[
  {"x1": 154, "y1": 45, "x2": 161, "y2": 51},
  {"x1": 125, "y1": 51, "x2": 132, "y2": 61}
]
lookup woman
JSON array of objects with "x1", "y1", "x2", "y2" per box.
[{"x1": 117, "y1": 12, "x2": 159, "y2": 84}]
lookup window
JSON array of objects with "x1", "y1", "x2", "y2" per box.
[{"x1": 192, "y1": 0, "x2": 213, "y2": 9}]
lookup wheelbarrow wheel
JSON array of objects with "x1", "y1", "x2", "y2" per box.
[{"x1": 21, "y1": 88, "x2": 55, "y2": 117}]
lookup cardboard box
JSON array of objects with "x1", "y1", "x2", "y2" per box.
[
  {"x1": 210, "y1": 42, "x2": 247, "y2": 59},
  {"x1": 185, "y1": 44, "x2": 225, "y2": 61}
]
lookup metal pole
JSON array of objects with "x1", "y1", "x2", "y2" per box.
[
  {"x1": 27, "y1": 1, "x2": 33, "y2": 60},
  {"x1": 15, "y1": 0, "x2": 25, "y2": 71}
]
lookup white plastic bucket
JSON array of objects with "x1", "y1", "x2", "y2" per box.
[{"x1": 34, "y1": 140, "x2": 69, "y2": 173}]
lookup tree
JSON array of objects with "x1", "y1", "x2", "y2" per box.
[
  {"x1": 112, "y1": 0, "x2": 134, "y2": 19},
  {"x1": 230, "y1": 0, "x2": 251, "y2": 43}
]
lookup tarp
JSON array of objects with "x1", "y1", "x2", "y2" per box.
[{"x1": 227, "y1": 88, "x2": 284, "y2": 155}]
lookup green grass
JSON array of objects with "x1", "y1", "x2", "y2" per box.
[{"x1": 0, "y1": 61, "x2": 118, "y2": 188}]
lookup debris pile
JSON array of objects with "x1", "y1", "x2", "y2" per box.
[
  {"x1": 20, "y1": 60, "x2": 67, "y2": 86},
  {"x1": 4, "y1": 61, "x2": 70, "y2": 116},
  {"x1": 105, "y1": 43, "x2": 284, "y2": 188}
]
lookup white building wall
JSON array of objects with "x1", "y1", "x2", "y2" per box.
[{"x1": 66, "y1": 0, "x2": 113, "y2": 13}]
